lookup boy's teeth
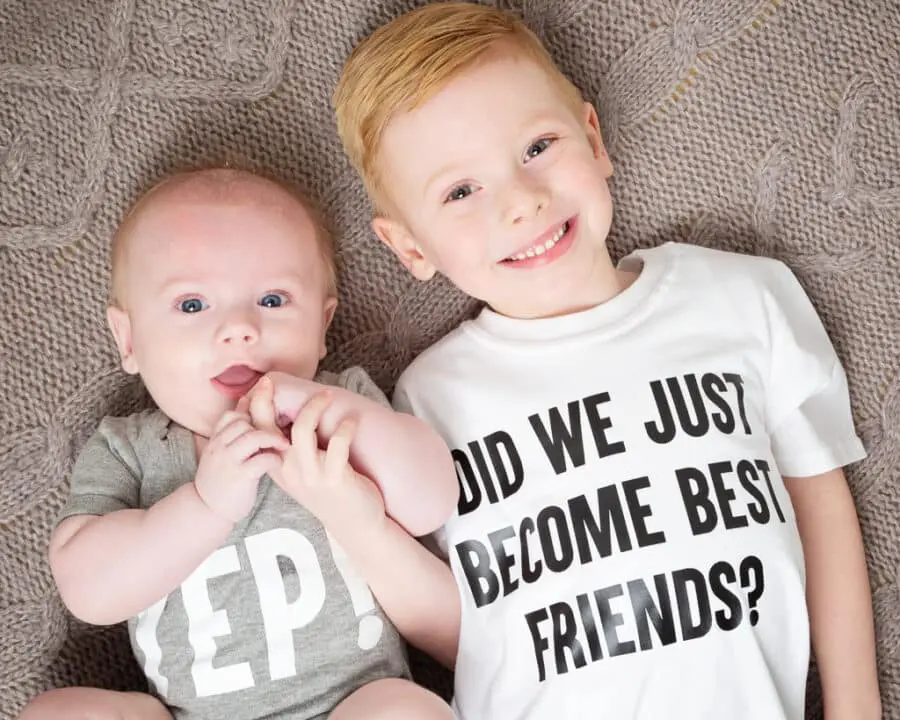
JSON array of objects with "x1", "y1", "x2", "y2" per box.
[{"x1": 510, "y1": 222, "x2": 568, "y2": 261}]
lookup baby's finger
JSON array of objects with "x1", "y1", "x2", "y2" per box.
[
  {"x1": 231, "y1": 428, "x2": 291, "y2": 460},
  {"x1": 211, "y1": 415, "x2": 254, "y2": 447},
  {"x1": 212, "y1": 408, "x2": 248, "y2": 436},
  {"x1": 244, "y1": 450, "x2": 282, "y2": 481},
  {"x1": 234, "y1": 393, "x2": 252, "y2": 417},
  {"x1": 248, "y1": 376, "x2": 280, "y2": 435},
  {"x1": 324, "y1": 417, "x2": 356, "y2": 481}
]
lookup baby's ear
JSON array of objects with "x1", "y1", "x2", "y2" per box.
[
  {"x1": 318, "y1": 296, "x2": 338, "y2": 360},
  {"x1": 372, "y1": 216, "x2": 436, "y2": 281},
  {"x1": 106, "y1": 306, "x2": 139, "y2": 375}
]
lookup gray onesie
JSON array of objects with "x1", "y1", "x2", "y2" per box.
[{"x1": 59, "y1": 367, "x2": 411, "y2": 720}]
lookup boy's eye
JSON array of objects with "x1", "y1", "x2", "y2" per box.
[
  {"x1": 259, "y1": 293, "x2": 287, "y2": 308},
  {"x1": 178, "y1": 298, "x2": 207, "y2": 314},
  {"x1": 524, "y1": 138, "x2": 553, "y2": 161},
  {"x1": 446, "y1": 184, "x2": 475, "y2": 203}
]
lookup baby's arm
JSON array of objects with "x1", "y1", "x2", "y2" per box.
[
  {"x1": 51, "y1": 484, "x2": 233, "y2": 626},
  {"x1": 254, "y1": 372, "x2": 459, "y2": 537},
  {"x1": 786, "y1": 469, "x2": 881, "y2": 720},
  {"x1": 52, "y1": 406, "x2": 285, "y2": 626}
]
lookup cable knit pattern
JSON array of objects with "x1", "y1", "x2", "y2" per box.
[{"x1": 0, "y1": 0, "x2": 897, "y2": 717}]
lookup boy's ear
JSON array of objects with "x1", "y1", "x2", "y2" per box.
[
  {"x1": 106, "y1": 306, "x2": 139, "y2": 375},
  {"x1": 372, "y1": 216, "x2": 436, "y2": 282},
  {"x1": 318, "y1": 296, "x2": 338, "y2": 360},
  {"x1": 583, "y1": 102, "x2": 613, "y2": 179}
]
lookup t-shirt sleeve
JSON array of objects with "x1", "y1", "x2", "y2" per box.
[
  {"x1": 762, "y1": 261, "x2": 866, "y2": 477},
  {"x1": 57, "y1": 417, "x2": 144, "y2": 525}
]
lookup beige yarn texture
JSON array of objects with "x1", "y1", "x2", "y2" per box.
[{"x1": 1, "y1": 0, "x2": 898, "y2": 717}]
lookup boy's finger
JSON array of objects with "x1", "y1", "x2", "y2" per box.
[
  {"x1": 324, "y1": 418, "x2": 356, "y2": 481},
  {"x1": 290, "y1": 391, "x2": 333, "y2": 447}
]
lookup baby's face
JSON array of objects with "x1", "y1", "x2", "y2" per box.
[
  {"x1": 109, "y1": 196, "x2": 334, "y2": 437},
  {"x1": 374, "y1": 54, "x2": 618, "y2": 319}
]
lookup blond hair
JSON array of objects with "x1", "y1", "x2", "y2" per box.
[
  {"x1": 333, "y1": 2, "x2": 585, "y2": 211},
  {"x1": 110, "y1": 168, "x2": 337, "y2": 306}
]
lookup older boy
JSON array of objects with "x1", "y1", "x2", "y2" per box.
[{"x1": 330, "y1": 3, "x2": 881, "y2": 719}]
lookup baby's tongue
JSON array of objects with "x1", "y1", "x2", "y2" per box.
[{"x1": 215, "y1": 365, "x2": 261, "y2": 387}]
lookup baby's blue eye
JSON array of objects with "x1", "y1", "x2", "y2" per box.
[
  {"x1": 525, "y1": 138, "x2": 552, "y2": 161},
  {"x1": 259, "y1": 293, "x2": 286, "y2": 308},
  {"x1": 179, "y1": 298, "x2": 207, "y2": 314},
  {"x1": 446, "y1": 185, "x2": 474, "y2": 202}
]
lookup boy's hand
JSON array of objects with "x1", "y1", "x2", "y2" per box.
[
  {"x1": 261, "y1": 389, "x2": 387, "y2": 539},
  {"x1": 194, "y1": 396, "x2": 289, "y2": 523},
  {"x1": 250, "y1": 371, "x2": 320, "y2": 431}
]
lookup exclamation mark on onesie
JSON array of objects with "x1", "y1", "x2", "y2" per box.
[{"x1": 326, "y1": 531, "x2": 384, "y2": 649}]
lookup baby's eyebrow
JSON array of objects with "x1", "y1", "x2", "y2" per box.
[{"x1": 158, "y1": 278, "x2": 202, "y2": 295}]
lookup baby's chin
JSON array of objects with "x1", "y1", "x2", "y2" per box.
[{"x1": 158, "y1": 401, "x2": 230, "y2": 440}]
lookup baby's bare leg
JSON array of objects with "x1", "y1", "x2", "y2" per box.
[
  {"x1": 330, "y1": 678, "x2": 454, "y2": 720},
  {"x1": 18, "y1": 688, "x2": 171, "y2": 720}
]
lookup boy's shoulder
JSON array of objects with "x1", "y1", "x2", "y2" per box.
[
  {"x1": 645, "y1": 241, "x2": 794, "y2": 286},
  {"x1": 637, "y1": 242, "x2": 806, "y2": 314},
  {"x1": 394, "y1": 322, "x2": 474, "y2": 391}
]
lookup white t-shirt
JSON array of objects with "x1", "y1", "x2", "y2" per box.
[{"x1": 393, "y1": 242, "x2": 866, "y2": 720}]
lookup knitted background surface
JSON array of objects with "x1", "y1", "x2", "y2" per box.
[{"x1": 1, "y1": 0, "x2": 898, "y2": 717}]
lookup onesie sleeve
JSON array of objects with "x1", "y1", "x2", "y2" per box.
[
  {"x1": 326, "y1": 366, "x2": 391, "y2": 408},
  {"x1": 57, "y1": 416, "x2": 144, "y2": 524},
  {"x1": 762, "y1": 261, "x2": 866, "y2": 477}
]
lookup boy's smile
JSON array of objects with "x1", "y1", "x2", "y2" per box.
[
  {"x1": 501, "y1": 217, "x2": 575, "y2": 266},
  {"x1": 372, "y1": 51, "x2": 629, "y2": 319}
]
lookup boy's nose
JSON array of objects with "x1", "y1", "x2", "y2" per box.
[{"x1": 503, "y1": 172, "x2": 549, "y2": 225}]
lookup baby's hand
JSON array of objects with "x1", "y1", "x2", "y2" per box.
[
  {"x1": 194, "y1": 395, "x2": 289, "y2": 523},
  {"x1": 270, "y1": 391, "x2": 387, "y2": 539}
]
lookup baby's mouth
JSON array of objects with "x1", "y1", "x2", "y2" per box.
[{"x1": 212, "y1": 364, "x2": 263, "y2": 399}]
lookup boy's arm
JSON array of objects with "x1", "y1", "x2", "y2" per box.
[
  {"x1": 53, "y1": 407, "x2": 286, "y2": 626},
  {"x1": 785, "y1": 469, "x2": 881, "y2": 720},
  {"x1": 336, "y1": 516, "x2": 461, "y2": 668},
  {"x1": 263, "y1": 390, "x2": 461, "y2": 667},
  {"x1": 257, "y1": 372, "x2": 459, "y2": 537}
]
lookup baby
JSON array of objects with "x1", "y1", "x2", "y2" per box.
[
  {"x1": 20, "y1": 168, "x2": 457, "y2": 720},
  {"x1": 329, "y1": 3, "x2": 882, "y2": 719}
]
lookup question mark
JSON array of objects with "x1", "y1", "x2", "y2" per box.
[
  {"x1": 326, "y1": 532, "x2": 384, "y2": 649},
  {"x1": 739, "y1": 555, "x2": 765, "y2": 626}
]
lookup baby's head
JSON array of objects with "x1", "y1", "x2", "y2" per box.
[
  {"x1": 108, "y1": 168, "x2": 337, "y2": 436},
  {"x1": 335, "y1": 2, "x2": 617, "y2": 320}
]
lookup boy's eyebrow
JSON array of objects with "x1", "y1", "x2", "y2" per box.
[{"x1": 423, "y1": 163, "x2": 465, "y2": 199}]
